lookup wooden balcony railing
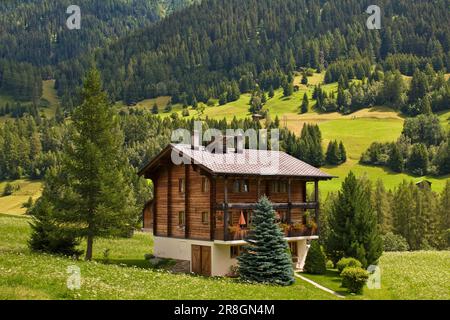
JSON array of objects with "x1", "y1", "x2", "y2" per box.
[{"x1": 214, "y1": 220, "x2": 318, "y2": 241}]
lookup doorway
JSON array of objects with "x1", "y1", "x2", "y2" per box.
[{"x1": 191, "y1": 245, "x2": 211, "y2": 276}]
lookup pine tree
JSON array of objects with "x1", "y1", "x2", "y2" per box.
[
  {"x1": 338, "y1": 141, "x2": 347, "y2": 163},
  {"x1": 388, "y1": 143, "x2": 404, "y2": 172},
  {"x1": 282, "y1": 79, "x2": 293, "y2": 97},
  {"x1": 327, "y1": 172, "x2": 382, "y2": 267},
  {"x1": 268, "y1": 86, "x2": 274, "y2": 98},
  {"x1": 237, "y1": 196, "x2": 295, "y2": 286},
  {"x1": 301, "y1": 93, "x2": 309, "y2": 114},
  {"x1": 301, "y1": 73, "x2": 308, "y2": 85},
  {"x1": 439, "y1": 181, "x2": 450, "y2": 248},
  {"x1": 29, "y1": 69, "x2": 137, "y2": 261},
  {"x1": 407, "y1": 143, "x2": 429, "y2": 176},
  {"x1": 325, "y1": 140, "x2": 340, "y2": 165},
  {"x1": 372, "y1": 179, "x2": 392, "y2": 234},
  {"x1": 55, "y1": 105, "x2": 64, "y2": 124},
  {"x1": 151, "y1": 103, "x2": 159, "y2": 114}
]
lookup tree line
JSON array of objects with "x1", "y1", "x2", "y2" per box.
[
  {"x1": 361, "y1": 114, "x2": 450, "y2": 176},
  {"x1": 314, "y1": 62, "x2": 450, "y2": 116},
  {"x1": 321, "y1": 176, "x2": 450, "y2": 255}
]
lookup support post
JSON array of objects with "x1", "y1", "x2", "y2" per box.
[
  {"x1": 210, "y1": 176, "x2": 216, "y2": 241},
  {"x1": 153, "y1": 189, "x2": 157, "y2": 236},
  {"x1": 185, "y1": 165, "x2": 190, "y2": 238},
  {"x1": 257, "y1": 178, "x2": 261, "y2": 200},
  {"x1": 223, "y1": 177, "x2": 229, "y2": 241},
  {"x1": 314, "y1": 180, "x2": 319, "y2": 234},
  {"x1": 167, "y1": 165, "x2": 172, "y2": 237},
  {"x1": 287, "y1": 179, "x2": 292, "y2": 224}
]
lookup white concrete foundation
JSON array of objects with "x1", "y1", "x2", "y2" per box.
[{"x1": 153, "y1": 236, "x2": 314, "y2": 276}]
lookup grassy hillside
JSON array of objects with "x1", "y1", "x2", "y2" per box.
[
  {"x1": 1, "y1": 214, "x2": 448, "y2": 300},
  {"x1": 0, "y1": 180, "x2": 42, "y2": 215},
  {"x1": 122, "y1": 72, "x2": 449, "y2": 194},
  {"x1": 0, "y1": 214, "x2": 334, "y2": 300}
]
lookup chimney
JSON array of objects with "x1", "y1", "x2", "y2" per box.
[
  {"x1": 236, "y1": 133, "x2": 244, "y2": 154},
  {"x1": 191, "y1": 130, "x2": 200, "y2": 150}
]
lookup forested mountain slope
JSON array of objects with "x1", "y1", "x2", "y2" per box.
[
  {"x1": 0, "y1": 0, "x2": 198, "y2": 101},
  {"x1": 0, "y1": 0, "x2": 197, "y2": 67},
  {"x1": 55, "y1": 0, "x2": 450, "y2": 105}
]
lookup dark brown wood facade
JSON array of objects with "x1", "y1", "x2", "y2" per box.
[{"x1": 144, "y1": 160, "x2": 322, "y2": 242}]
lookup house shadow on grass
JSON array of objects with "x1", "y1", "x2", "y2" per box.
[{"x1": 96, "y1": 258, "x2": 176, "y2": 270}]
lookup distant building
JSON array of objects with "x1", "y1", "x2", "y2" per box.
[
  {"x1": 416, "y1": 180, "x2": 432, "y2": 190},
  {"x1": 251, "y1": 113, "x2": 264, "y2": 122}
]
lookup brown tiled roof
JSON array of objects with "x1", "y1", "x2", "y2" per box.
[{"x1": 139, "y1": 144, "x2": 335, "y2": 179}]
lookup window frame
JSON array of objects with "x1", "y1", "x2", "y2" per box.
[
  {"x1": 201, "y1": 211, "x2": 209, "y2": 225},
  {"x1": 201, "y1": 177, "x2": 209, "y2": 193},
  {"x1": 179, "y1": 178, "x2": 185, "y2": 193},
  {"x1": 178, "y1": 211, "x2": 185, "y2": 227}
]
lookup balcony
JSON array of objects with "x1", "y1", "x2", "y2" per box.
[{"x1": 214, "y1": 203, "x2": 319, "y2": 242}]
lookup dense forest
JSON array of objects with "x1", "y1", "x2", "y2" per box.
[
  {"x1": 53, "y1": 0, "x2": 450, "y2": 108},
  {"x1": 0, "y1": 0, "x2": 197, "y2": 100}
]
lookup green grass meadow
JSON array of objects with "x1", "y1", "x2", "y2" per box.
[
  {"x1": 0, "y1": 214, "x2": 449, "y2": 300},
  {"x1": 0, "y1": 214, "x2": 334, "y2": 300}
]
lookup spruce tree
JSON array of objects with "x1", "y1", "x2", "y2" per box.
[
  {"x1": 326, "y1": 140, "x2": 340, "y2": 165},
  {"x1": 327, "y1": 172, "x2": 382, "y2": 266},
  {"x1": 338, "y1": 141, "x2": 347, "y2": 163},
  {"x1": 29, "y1": 69, "x2": 137, "y2": 261},
  {"x1": 388, "y1": 143, "x2": 404, "y2": 172},
  {"x1": 268, "y1": 86, "x2": 274, "y2": 98},
  {"x1": 372, "y1": 179, "x2": 392, "y2": 234},
  {"x1": 301, "y1": 93, "x2": 309, "y2": 114},
  {"x1": 407, "y1": 143, "x2": 429, "y2": 176},
  {"x1": 237, "y1": 196, "x2": 295, "y2": 286},
  {"x1": 151, "y1": 103, "x2": 159, "y2": 114},
  {"x1": 301, "y1": 73, "x2": 308, "y2": 85}
]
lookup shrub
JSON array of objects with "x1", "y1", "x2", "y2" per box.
[
  {"x1": 303, "y1": 241, "x2": 326, "y2": 274},
  {"x1": 341, "y1": 267, "x2": 369, "y2": 294},
  {"x1": 326, "y1": 260, "x2": 334, "y2": 269},
  {"x1": 2, "y1": 183, "x2": 15, "y2": 196},
  {"x1": 336, "y1": 257, "x2": 362, "y2": 274},
  {"x1": 382, "y1": 232, "x2": 410, "y2": 252}
]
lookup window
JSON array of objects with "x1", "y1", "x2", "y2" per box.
[
  {"x1": 179, "y1": 178, "x2": 185, "y2": 193},
  {"x1": 241, "y1": 179, "x2": 249, "y2": 192},
  {"x1": 178, "y1": 211, "x2": 185, "y2": 227},
  {"x1": 230, "y1": 245, "x2": 243, "y2": 258},
  {"x1": 201, "y1": 211, "x2": 209, "y2": 225},
  {"x1": 232, "y1": 179, "x2": 250, "y2": 193},
  {"x1": 271, "y1": 180, "x2": 288, "y2": 193},
  {"x1": 279, "y1": 181, "x2": 288, "y2": 193},
  {"x1": 201, "y1": 177, "x2": 209, "y2": 193},
  {"x1": 233, "y1": 180, "x2": 240, "y2": 193},
  {"x1": 271, "y1": 181, "x2": 278, "y2": 193}
]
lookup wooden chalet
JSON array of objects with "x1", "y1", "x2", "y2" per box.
[{"x1": 138, "y1": 136, "x2": 334, "y2": 276}]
